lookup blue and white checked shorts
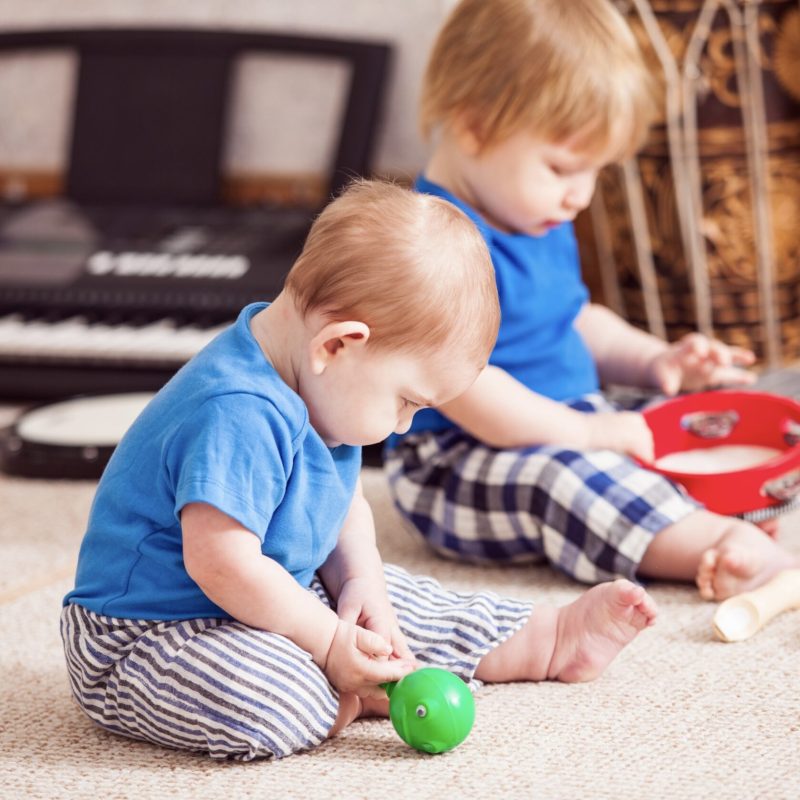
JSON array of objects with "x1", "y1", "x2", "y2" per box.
[
  {"x1": 61, "y1": 563, "x2": 531, "y2": 760},
  {"x1": 384, "y1": 395, "x2": 700, "y2": 584}
]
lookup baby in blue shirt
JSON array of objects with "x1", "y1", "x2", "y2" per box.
[
  {"x1": 386, "y1": 0, "x2": 798, "y2": 600},
  {"x1": 62, "y1": 179, "x2": 657, "y2": 761}
]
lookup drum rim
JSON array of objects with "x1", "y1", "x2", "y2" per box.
[
  {"x1": 644, "y1": 389, "x2": 800, "y2": 480},
  {"x1": 0, "y1": 392, "x2": 152, "y2": 479},
  {"x1": 13, "y1": 391, "x2": 155, "y2": 447},
  {"x1": 644, "y1": 389, "x2": 800, "y2": 516}
]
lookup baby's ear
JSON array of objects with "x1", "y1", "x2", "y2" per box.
[
  {"x1": 308, "y1": 320, "x2": 371, "y2": 375},
  {"x1": 451, "y1": 113, "x2": 486, "y2": 157}
]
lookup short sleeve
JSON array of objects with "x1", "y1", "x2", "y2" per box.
[
  {"x1": 565, "y1": 226, "x2": 590, "y2": 306},
  {"x1": 167, "y1": 394, "x2": 297, "y2": 539}
]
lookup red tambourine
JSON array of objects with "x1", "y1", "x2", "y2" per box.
[{"x1": 643, "y1": 390, "x2": 800, "y2": 520}]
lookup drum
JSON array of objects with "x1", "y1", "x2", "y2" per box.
[
  {"x1": 644, "y1": 389, "x2": 800, "y2": 519},
  {"x1": 0, "y1": 393, "x2": 154, "y2": 479},
  {"x1": 578, "y1": 0, "x2": 800, "y2": 367}
]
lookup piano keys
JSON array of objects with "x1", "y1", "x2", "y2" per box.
[
  {"x1": 0, "y1": 28, "x2": 392, "y2": 402},
  {"x1": 0, "y1": 200, "x2": 312, "y2": 399},
  {"x1": 0, "y1": 313, "x2": 228, "y2": 366}
]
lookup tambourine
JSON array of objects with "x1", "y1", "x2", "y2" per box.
[
  {"x1": 644, "y1": 390, "x2": 800, "y2": 521},
  {"x1": 0, "y1": 393, "x2": 154, "y2": 479}
]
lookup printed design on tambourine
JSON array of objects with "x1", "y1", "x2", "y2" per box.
[
  {"x1": 782, "y1": 419, "x2": 800, "y2": 446},
  {"x1": 761, "y1": 468, "x2": 800, "y2": 502},
  {"x1": 680, "y1": 409, "x2": 739, "y2": 439}
]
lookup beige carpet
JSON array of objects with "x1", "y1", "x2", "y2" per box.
[{"x1": 2, "y1": 455, "x2": 800, "y2": 799}]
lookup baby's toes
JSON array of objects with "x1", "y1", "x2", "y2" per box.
[
  {"x1": 718, "y1": 546, "x2": 752, "y2": 579},
  {"x1": 696, "y1": 548, "x2": 719, "y2": 600},
  {"x1": 609, "y1": 578, "x2": 643, "y2": 608},
  {"x1": 713, "y1": 547, "x2": 756, "y2": 599},
  {"x1": 607, "y1": 580, "x2": 655, "y2": 630},
  {"x1": 635, "y1": 591, "x2": 658, "y2": 627}
]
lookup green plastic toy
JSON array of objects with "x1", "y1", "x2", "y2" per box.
[{"x1": 382, "y1": 667, "x2": 475, "y2": 754}]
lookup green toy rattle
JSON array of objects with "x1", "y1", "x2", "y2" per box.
[{"x1": 381, "y1": 667, "x2": 475, "y2": 754}]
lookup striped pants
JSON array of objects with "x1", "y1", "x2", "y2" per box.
[{"x1": 61, "y1": 563, "x2": 532, "y2": 761}]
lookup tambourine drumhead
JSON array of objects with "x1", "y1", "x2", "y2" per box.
[
  {"x1": 654, "y1": 445, "x2": 783, "y2": 475},
  {"x1": 0, "y1": 393, "x2": 154, "y2": 479}
]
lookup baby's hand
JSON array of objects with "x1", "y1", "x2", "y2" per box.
[
  {"x1": 585, "y1": 411, "x2": 654, "y2": 463},
  {"x1": 323, "y1": 618, "x2": 416, "y2": 699},
  {"x1": 649, "y1": 333, "x2": 756, "y2": 396},
  {"x1": 336, "y1": 576, "x2": 416, "y2": 663}
]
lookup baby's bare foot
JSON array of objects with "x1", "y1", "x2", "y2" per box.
[
  {"x1": 358, "y1": 694, "x2": 389, "y2": 719},
  {"x1": 696, "y1": 524, "x2": 798, "y2": 601},
  {"x1": 330, "y1": 691, "x2": 390, "y2": 738},
  {"x1": 756, "y1": 518, "x2": 780, "y2": 539},
  {"x1": 548, "y1": 579, "x2": 656, "y2": 683}
]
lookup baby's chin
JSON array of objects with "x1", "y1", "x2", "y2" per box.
[
  {"x1": 323, "y1": 435, "x2": 373, "y2": 449},
  {"x1": 497, "y1": 220, "x2": 553, "y2": 238},
  {"x1": 527, "y1": 219, "x2": 564, "y2": 236}
]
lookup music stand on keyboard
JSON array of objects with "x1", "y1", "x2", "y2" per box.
[{"x1": 0, "y1": 28, "x2": 391, "y2": 399}]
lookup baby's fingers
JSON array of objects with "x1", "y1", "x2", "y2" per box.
[
  {"x1": 354, "y1": 625, "x2": 393, "y2": 659},
  {"x1": 677, "y1": 332, "x2": 711, "y2": 360},
  {"x1": 706, "y1": 338, "x2": 732, "y2": 366},
  {"x1": 707, "y1": 365, "x2": 757, "y2": 387},
  {"x1": 391, "y1": 630, "x2": 416, "y2": 662},
  {"x1": 728, "y1": 346, "x2": 756, "y2": 366},
  {"x1": 358, "y1": 656, "x2": 417, "y2": 692},
  {"x1": 698, "y1": 339, "x2": 755, "y2": 369}
]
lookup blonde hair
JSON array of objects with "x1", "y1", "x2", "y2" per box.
[
  {"x1": 284, "y1": 179, "x2": 499, "y2": 365},
  {"x1": 421, "y1": 0, "x2": 658, "y2": 160}
]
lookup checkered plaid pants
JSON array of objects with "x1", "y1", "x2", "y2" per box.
[{"x1": 385, "y1": 395, "x2": 700, "y2": 584}]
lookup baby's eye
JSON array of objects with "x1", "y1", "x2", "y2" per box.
[
  {"x1": 402, "y1": 397, "x2": 421, "y2": 410},
  {"x1": 548, "y1": 163, "x2": 572, "y2": 177}
]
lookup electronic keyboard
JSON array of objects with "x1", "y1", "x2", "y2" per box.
[
  {"x1": 0, "y1": 200, "x2": 312, "y2": 398},
  {"x1": 0, "y1": 28, "x2": 392, "y2": 401}
]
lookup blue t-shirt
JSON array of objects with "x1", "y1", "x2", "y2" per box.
[
  {"x1": 64, "y1": 303, "x2": 361, "y2": 620},
  {"x1": 401, "y1": 175, "x2": 599, "y2": 438}
]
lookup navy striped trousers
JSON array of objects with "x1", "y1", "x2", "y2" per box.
[{"x1": 61, "y1": 563, "x2": 532, "y2": 760}]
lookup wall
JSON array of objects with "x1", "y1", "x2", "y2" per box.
[{"x1": 0, "y1": 0, "x2": 458, "y2": 184}]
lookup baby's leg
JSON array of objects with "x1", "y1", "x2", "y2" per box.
[
  {"x1": 61, "y1": 603, "x2": 343, "y2": 760},
  {"x1": 387, "y1": 433, "x2": 701, "y2": 586},
  {"x1": 383, "y1": 563, "x2": 533, "y2": 686},
  {"x1": 638, "y1": 509, "x2": 798, "y2": 600},
  {"x1": 475, "y1": 580, "x2": 656, "y2": 684}
]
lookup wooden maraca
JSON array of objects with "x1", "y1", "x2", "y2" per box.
[{"x1": 713, "y1": 569, "x2": 800, "y2": 642}]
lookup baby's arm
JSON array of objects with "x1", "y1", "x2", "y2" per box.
[
  {"x1": 574, "y1": 303, "x2": 669, "y2": 388},
  {"x1": 575, "y1": 304, "x2": 755, "y2": 394},
  {"x1": 318, "y1": 482, "x2": 414, "y2": 661},
  {"x1": 181, "y1": 502, "x2": 413, "y2": 696},
  {"x1": 440, "y1": 364, "x2": 653, "y2": 461}
]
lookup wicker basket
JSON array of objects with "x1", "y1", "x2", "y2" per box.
[{"x1": 577, "y1": 0, "x2": 800, "y2": 366}]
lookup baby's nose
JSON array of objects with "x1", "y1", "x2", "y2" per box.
[{"x1": 564, "y1": 172, "x2": 597, "y2": 211}]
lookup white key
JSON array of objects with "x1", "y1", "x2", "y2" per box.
[{"x1": 0, "y1": 313, "x2": 226, "y2": 363}]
